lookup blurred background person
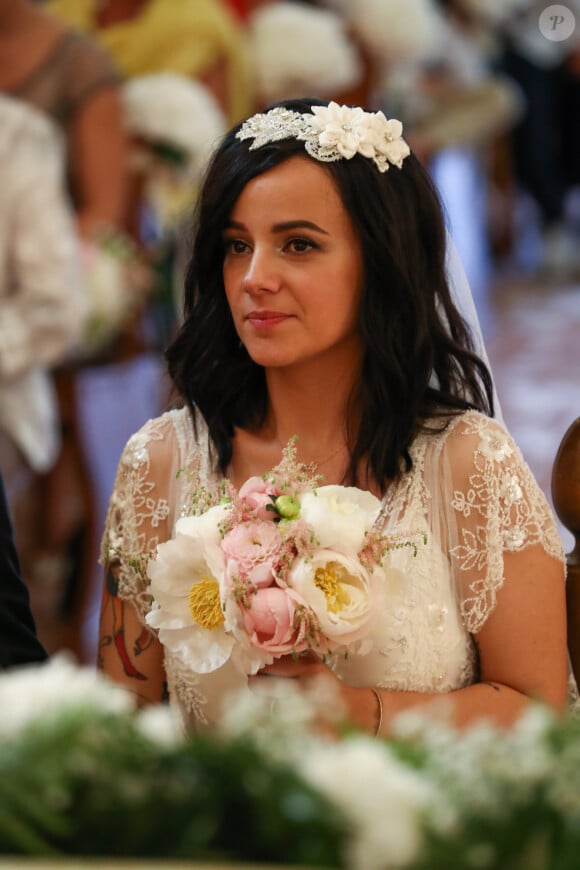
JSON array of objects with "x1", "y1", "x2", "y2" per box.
[
  {"x1": 47, "y1": 0, "x2": 253, "y2": 124},
  {"x1": 389, "y1": 0, "x2": 524, "y2": 339},
  {"x1": 0, "y1": 0, "x2": 126, "y2": 235},
  {"x1": 0, "y1": 0, "x2": 130, "y2": 657},
  {"x1": 0, "y1": 94, "x2": 88, "y2": 652},
  {"x1": 498, "y1": 0, "x2": 580, "y2": 276}
]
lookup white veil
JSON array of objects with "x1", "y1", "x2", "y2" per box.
[{"x1": 445, "y1": 230, "x2": 503, "y2": 422}]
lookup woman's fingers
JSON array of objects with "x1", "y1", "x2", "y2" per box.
[{"x1": 260, "y1": 650, "x2": 324, "y2": 676}]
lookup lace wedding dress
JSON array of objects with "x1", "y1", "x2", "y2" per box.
[{"x1": 101, "y1": 406, "x2": 564, "y2": 731}]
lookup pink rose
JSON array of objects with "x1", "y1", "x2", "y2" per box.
[
  {"x1": 238, "y1": 476, "x2": 280, "y2": 521},
  {"x1": 225, "y1": 557, "x2": 275, "y2": 589},
  {"x1": 221, "y1": 521, "x2": 282, "y2": 587},
  {"x1": 241, "y1": 586, "x2": 310, "y2": 656}
]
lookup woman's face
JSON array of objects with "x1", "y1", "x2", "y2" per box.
[{"x1": 223, "y1": 156, "x2": 364, "y2": 373}]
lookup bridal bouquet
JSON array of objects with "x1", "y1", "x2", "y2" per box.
[{"x1": 145, "y1": 441, "x2": 420, "y2": 677}]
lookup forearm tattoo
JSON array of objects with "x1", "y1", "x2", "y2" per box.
[{"x1": 100, "y1": 565, "x2": 146, "y2": 680}]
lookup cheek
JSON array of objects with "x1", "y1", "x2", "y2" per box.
[
  {"x1": 223, "y1": 269, "x2": 240, "y2": 313},
  {"x1": 321, "y1": 266, "x2": 363, "y2": 326}
]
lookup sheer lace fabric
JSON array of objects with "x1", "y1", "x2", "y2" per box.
[{"x1": 101, "y1": 407, "x2": 565, "y2": 731}]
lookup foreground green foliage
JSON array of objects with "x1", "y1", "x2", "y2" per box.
[
  {"x1": 2, "y1": 658, "x2": 580, "y2": 869},
  {"x1": 0, "y1": 708, "x2": 346, "y2": 865}
]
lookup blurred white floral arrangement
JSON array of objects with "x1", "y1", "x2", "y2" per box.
[
  {"x1": 122, "y1": 73, "x2": 227, "y2": 233},
  {"x1": 2, "y1": 655, "x2": 580, "y2": 868},
  {"x1": 81, "y1": 224, "x2": 153, "y2": 353},
  {"x1": 248, "y1": 2, "x2": 362, "y2": 103},
  {"x1": 322, "y1": 0, "x2": 447, "y2": 66},
  {"x1": 123, "y1": 73, "x2": 227, "y2": 182}
]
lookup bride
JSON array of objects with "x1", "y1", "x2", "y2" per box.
[{"x1": 99, "y1": 98, "x2": 567, "y2": 735}]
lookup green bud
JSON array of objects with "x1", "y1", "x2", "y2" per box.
[{"x1": 274, "y1": 495, "x2": 300, "y2": 519}]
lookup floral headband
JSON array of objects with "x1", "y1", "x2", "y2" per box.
[{"x1": 235, "y1": 101, "x2": 411, "y2": 173}]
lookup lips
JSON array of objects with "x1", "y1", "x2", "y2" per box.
[{"x1": 246, "y1": 310, "x2": 291, "y2": 328}]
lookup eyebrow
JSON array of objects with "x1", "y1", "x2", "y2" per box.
[{"x1": 225, "y1": 219, "x2": 329, "y2": 235}]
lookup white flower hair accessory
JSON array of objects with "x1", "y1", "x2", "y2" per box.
[{"x1": 236, "y1": 102, "x2": 411, "y2": 173}]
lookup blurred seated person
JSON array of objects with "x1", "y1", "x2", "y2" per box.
[
  {"x1": 0, "y1": 95, "x2": 87, "y2": 647},
  {"x1": 47, "y1": 0, "x2": 253, "y2": 124},
  {"x1": 0, "y1": 0, "x2": 127, "y2": 238},
  {"x1": 0, "y1": 470, "x2": 48, "y2": 670},
  {"x1": 0, "y1": 0, "x2": 131, "y2": 655}
]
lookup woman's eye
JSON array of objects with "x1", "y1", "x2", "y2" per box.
[
  {"x1": 225, "y1": 238, "x2": 249, "y2": 255},
  {"x1": 286, "y1": 237, "x2": 315, "y2": 253}
]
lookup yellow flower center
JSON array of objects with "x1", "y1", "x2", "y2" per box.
[
  {"x1": 314, "y1": 563, "x2": 350, "y2": 613},
  {"x1": 187, "y1": 577, "x2": 224, "y2": 629}
]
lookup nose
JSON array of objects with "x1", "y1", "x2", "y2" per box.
[{"x1": 241, "y1": 246, "x2": 282, "y2": 295}]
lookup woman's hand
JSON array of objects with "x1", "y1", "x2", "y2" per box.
[{"x1": 259, "y1": 652, "x2": 380, "y2": 736}]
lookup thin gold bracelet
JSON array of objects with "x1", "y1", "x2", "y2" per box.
[{"x1": 371, "y1": 688, "x2": 383, "y2": 737}]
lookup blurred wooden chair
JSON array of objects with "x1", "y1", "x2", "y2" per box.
[{"x1": 551, "y1": 417, "x2": 580, "y2": 687}]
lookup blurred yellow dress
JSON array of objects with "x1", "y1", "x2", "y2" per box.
[{"x1": 47, "y1": 0, "x2": 252, "y2": 123}]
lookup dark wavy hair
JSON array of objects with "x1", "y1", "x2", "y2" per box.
[{"x1": 166, "y1": 97, "x2": 494, "y2": 491}]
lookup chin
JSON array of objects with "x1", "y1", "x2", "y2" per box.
[
  {"x1": 241, "y1": 338, "x2": 297, "y2": 369},
  {"x1": 245, "y1": 349, "x2": 297, "y2": 369}
]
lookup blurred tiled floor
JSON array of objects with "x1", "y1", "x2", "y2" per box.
[{"x1": 486, "y1": 273, "x2": 580, "y2": 552}]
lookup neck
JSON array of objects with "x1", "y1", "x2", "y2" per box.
[{"x1": 263, "y1": 353, "x2": 360, "y2": 464}]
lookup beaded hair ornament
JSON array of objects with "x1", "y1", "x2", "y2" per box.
[{"x1": 235, "y1": 101, "x2": 410, "y2": 173}]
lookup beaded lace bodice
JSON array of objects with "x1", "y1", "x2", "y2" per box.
[{"x1": 101, "y1": 407, "x2": 565, "y2": 731}]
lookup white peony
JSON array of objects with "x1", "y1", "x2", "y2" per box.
[
  {"x1": 299, "y1": 483, "x2": 382, "y2": 553},
  {"x1": 288, "y1": 549, "x2": 381, "y2": 647},
  {"x1": 146, "y1": 503, "x2": 233, "y2": 673}
]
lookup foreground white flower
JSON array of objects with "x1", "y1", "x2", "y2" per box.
[
  {"x1": 0, "y1": 654, "x2": 133, "y2": 740},
  {"x1": 135, "y1": 703, "x2": 185, "y2": 747},
  {"x1": 299, "y1": 736, "x2": 438, "y2": 870}
]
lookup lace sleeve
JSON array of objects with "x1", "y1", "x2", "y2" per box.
[
  {"x1": 432, "y1": 412, "x2": 565, "y2": 634},
  {"x1": 99, "y1": 411, "x2": 196, "y2": 624}
]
